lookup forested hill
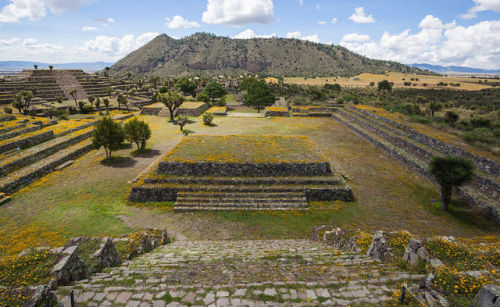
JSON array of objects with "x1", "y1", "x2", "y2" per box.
[{"x1": 111, "y1": 33, "x2": 426, "y2": 78}]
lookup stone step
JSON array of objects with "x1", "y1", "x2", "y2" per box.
[
  {"x1": 177, "y1": 191, "x2": 306, "y2": 198},
  {"x1": 54, "y1": 239, "x2": 424, "y2": 306}
]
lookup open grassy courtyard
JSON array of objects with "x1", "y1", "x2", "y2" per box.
[{"x1": 0, "y1": 114, "x2": 497, "y2": 258}]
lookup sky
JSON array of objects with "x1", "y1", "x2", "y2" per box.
[{"x1": 0, "y1": 0, "x2": 499, "y2": 69}]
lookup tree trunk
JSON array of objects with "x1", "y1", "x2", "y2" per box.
[
  {"x1": 440, "y1": 184, "x2": 452, "y2": 211},
  {"x1": 136, "y1": 142, "x2": 140, "y2": 151},
  {"x1": 140, "y1": 141, "x2": 146, "y2": 152},
  {"x1": 169, "y1": 108, "x2": 175, "y2": 122}
]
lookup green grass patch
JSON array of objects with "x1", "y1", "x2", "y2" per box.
[{"x1": 78, "y1": 239, "x2": 101, "y2": 273}]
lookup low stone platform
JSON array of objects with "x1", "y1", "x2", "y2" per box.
[{"x1": 129, "y1": 135, "x2": 353, "y2": 210}]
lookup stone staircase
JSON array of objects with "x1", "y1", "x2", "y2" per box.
[
  {"x1": 332, "y1": 106, "x2": 500, "y2": 223},
  {"x1": 56, "y1": 239, "x2": 423, "y2": 306},
  {"x1": 174, "y1": 191, "x2": 309, "y2": 211},
  {"x1": 53, "y1": 70, "x2": 88, "y2": 100}
]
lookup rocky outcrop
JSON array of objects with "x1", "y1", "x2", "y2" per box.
[
  {"x1": 407, "y1": 275, "x2": 449, "y2": 307},
  {"x1": 366, "y1": 231, "x2": 391, "y2": 262},
  {"x1": 51, "y1": 245, "x2": 89, "y2": 286},
  {"x1": 472, "y1": 284, "x2": 500, "y2": 307},
  {"x1": 24, "y1": 284, "x2": 58, "y2": 307},
  {"x1": 403, "y1": 239, "x2": 428, "y2": 265},
  {"x1": 324, "y1": 228, "x2": 360, "y2": 252},
  {"x1": 92, "y1": 237, "x2": 122, "y2": 271}
]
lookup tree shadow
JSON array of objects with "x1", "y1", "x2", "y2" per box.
[
  {"x1": 100, "y1": 156, "x2": 137, "y2": 168},
  {"x1": 203, "y1": 123, "x2": 218, "y2": 127},
  {"x1": 117, "y1": 143, "x2": 133, "y2": 150},
  {"x1": 131, "y1": 149, "x2": 161, "y2": 158}
]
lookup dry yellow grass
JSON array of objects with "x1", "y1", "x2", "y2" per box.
[{"x1": 269, "y1": 72, "x2": 493, "y2": 91}]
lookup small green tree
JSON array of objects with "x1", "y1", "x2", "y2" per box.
[
  {"x1": 377, "y1": 80, "x2": 393, "y2": 92},
  {"x1": 203, "y1": 81, "x2": 227, "y2": 103},
  {"x1": 176, "y1": 77, "x2": 197, "y2": 97},
  {"x1": 88, "y1": 95, "x2": 96, "y2": 107},
  {"x1": 117, "y1": 95, "x2": 129, "y2": 111},
  {"x1": 196, "y1": 92, "x2": 210, "y2": 103},
  {"x1": 104, "y1": 66, "x2": 110, "y2": 77},
  {"x1": 69, "y1": 89, "x2": 78, "y2": 107},
  {"x1": 78, "y1": 101, "x2": 86, "y2": 112},
  {"x1": 124, "y1": 118, "x2": 151, "y2": 151},
  {"x1": 429, "y1": 156, "x2": 474, "y2": 211},
  {"x1": 56, "y1": 96, "x2": 63, "y2": 104},
  {"x1": 203, "y1": 112, "x2": 214, "y2": 125},
  {"x1": 106, "y1": 87, "x2": 113, "y2": 97},
  {"x1": 95, "y1": 98, "x2": 101, "y2": 109},
  {"x1": 13, "y1": 90, "x2": 33, "y2": 114},
  {"x1": 243, "y1": 80, "x2": 275, "y2": 113},
  {"x1": 176, "y1": 116, "x2": 188, "y2": 131},
  {"x1": 103, "y1": 98, "x2": 110, "y2": 114},
  {"x1": 429, "y1": 102, "x2": 442, "y2": 117},
  {"x1": 92, "y1": 117, "x2": 124, "y2": 160},
  {"x1": 160, "y1": 90, "x2": 184, "y2": 122},
  {"x1": 49, "y1": 65, "x2": 53, "y2": 71},
  {"x1": 33, "y1": 64, "x2": 38, "y2": 70}
]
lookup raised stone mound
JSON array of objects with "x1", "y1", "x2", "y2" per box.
[{"x1": 129, "y1": 135, "x2": 353, "y2": 211}]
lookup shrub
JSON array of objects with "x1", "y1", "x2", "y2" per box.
[
  {"x1": 369, "y1": 82, "x2": 375, "y2": 86},
  {"x1": 409, "y1": 115, "x2": 431, "y2": 124},
  {"x1": 203, "y1": 112, "x2": 214, "y2": 125},
  {"x1": 462, "y1": 128, "x2": 497, "y2": 144},
  {"x1": 469, "y1": 117, "x2": 491, "y2": 128},
  {"x1": 159, "y1": 86, "x2": 168, "y2": 93},
  {"x1": 444, "y1": 111, "x2": 459, "y2": 124},
  {"x1": 81, "y1": 104, "x2": 93, "y2": 114},
  {"x1": 78, "y1": 101, "x2": 86, "y2": 111},
  {"x1": 3, "y1": 107, "x2": 12, "y2": 114},
  {"x1": 68, "y1": 106, "x2": 77, "y2": 114},
  {"x1": 404, "y1": 104, "x2": 421, "y2": 115}
]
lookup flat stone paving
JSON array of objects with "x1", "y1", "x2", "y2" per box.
[{"x1": 56, "y1": 240, "x2": 424, "y2": 306}]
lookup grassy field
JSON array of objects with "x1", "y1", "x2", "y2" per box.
[
  {"x1": 0, "y1": 115, "x2": 497, "y2": 258},
  {"x1": 163, "y1": 135, "x2": 327, "y2": 163},
  {"x1": 273, "y1": 72, "x2": 495, "y2": 91}
]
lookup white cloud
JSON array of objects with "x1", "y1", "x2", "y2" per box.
[
  {"x1": 233, "y1": 29, "x2": 275, "y2": 39},
  {"x1": 341, "y1": 33, "x2": 370, "y2": 42},
  {"x1": 83, "y1": 32, "x2": 158, "y2": 56},
  {"x1": 298, "y1": 0, "x2": 303, "y2": 6},
  {"x1": 0, "y1": 0, "x2": 96, "y2": 23},
  {"x1": 349, "y1": 7, "x2": 375, "y2": 24},
  {"x1": 107, "y1": 17, "x2": 114, "y2": 23},
  {"x1": 82, "y1": 26, "x2": 98, "y2": 32},
  {"x1": 286, "y1": 31, "x2": 320, "y2": 43},
  {"x1": 340, "y1": 15, "x2": 500, "y2": 69},
  {"x1": 318, "y1": 20, "x2": 327, "y2": 25},
  {"x1": 316, "y1": 4, "x2": 320, "y2": 11},
  {"x1": 462, "y1": 0, "x2": 500, "y2": 18},
  {"x1": 0, "y1": 38, "x2": 21, "y2": 45},
  {"x1": 331, "y1": 17, "x2": 337, "y2": 24},
  {"x1": 202, "y1": 0, "x2": 275, "y2": 26},
  {"x1": 165, "y1": 15, "x2": 200, "y2": 29}
]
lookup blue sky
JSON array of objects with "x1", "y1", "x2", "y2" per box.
[{"x1": 0, "y1": 0, "x2": 499, "y2": 69}]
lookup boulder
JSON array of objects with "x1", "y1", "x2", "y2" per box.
[
  {"x1": 310, "y1": 225, "x2": 334, "y2": 242},
  {"x1": 323, "y1": 228, "x2": 359, "y2": 251},
  {"x1": 366, "y1": 231, "x2": 391, "y2": 262},
  {"x1": 471, "y1": 284, "x2": 500, "y2": 307},
  {"x1": 91, "y1": 237, "x2": 121, "y2": 270},
  {"x1": 51, "y1": 245, "x2": 89, "y2": 286},
  {"x1": 403, "y1": 239, "x2": 428, "y2": 265},
  {"x1": 24, "y1": 284, "x2": 57, "y2": 307},
  {"x1": 429, "y1": 258, "x2": 445, "y2": 272}
]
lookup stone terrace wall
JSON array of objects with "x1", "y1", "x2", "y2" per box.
[
  {"x1": 140, "y1": 107, "x2": 162, "y2": 116},
  {"x1": 332, "y1": 114, "x2": 499, "y2": 223},
  {"x1": 0, "y1": 130, "x2": 54, "y2": 154},
  {"x1": 0, "y1": 142, "x2": 93, "y2": 194},
  {"x1": 0, "y1": 130, "x2": 92, "y2": 177},
  {"x1": 157, "y1": 161, "x2": 333, "y2": 177},
  {"x1": 0, "y1": 121, "x2": 56, "y2": 140},
  {"x1": 350, "y1": 106, "x2": 500, "y2": 176},
  {"x1": 177, "y1": 103, "x2": 210, "y2": 117}
]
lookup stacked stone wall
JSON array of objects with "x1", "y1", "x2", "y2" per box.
[
  {"x1": 0, "y1": 130, "x2": 54, "y2": 154},
  {"x1": 350, "y1": 106, "x2": 500, "y2": 176},
  {"x1": 157, "y1": 161, "x2": 333, "y2": 177}
]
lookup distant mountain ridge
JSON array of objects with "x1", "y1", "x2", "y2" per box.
[
  {"x1": 111, "y1": 33, "x2": 427, "y2": 77},
  {"x1": 412, "y1": 63, "x2": 500, "y2": 75},
  {"x1": 0, "y1": 61, "x2": 114, "y2": 72}
]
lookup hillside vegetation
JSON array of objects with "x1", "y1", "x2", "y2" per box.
[{"x1": 111, "y1": 33, "x2": 427, "y2": 78}]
